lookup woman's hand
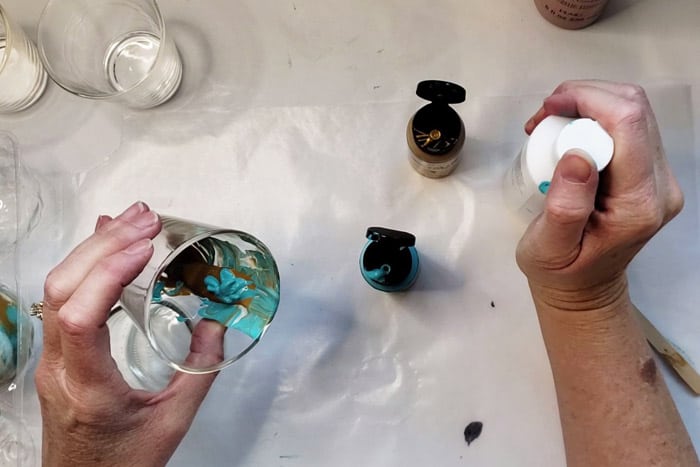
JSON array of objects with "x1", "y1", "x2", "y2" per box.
[
  {"x1": 517, "y1": 80, "x2": 684, "y2": 312},
  {"x1": 516, "y1": 81, "x2": 698, "y2": 467},
  {"x1": 35, "y1": 202, "x2": 222, "y2": 467}
]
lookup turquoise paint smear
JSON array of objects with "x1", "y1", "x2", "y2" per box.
[
  {"x1": 197, "y1": 300, "x2": 265, "y2": 339},
  {"x1": 0, "y1": 304, "x2": 18, "y2": 353},
  {"x1": 0, "y1": 303, "x2": 18, "y2": 378},
  {"x1": 365, "y1": 265, "x2": 390, "y2": 282},
  {"x1": 204, "y1": 269, "x2": 256, "y2": 304},
  {"x1": 196, "y1": 281, "x2": 279, "y2": 339},
  {"x1": 152, "y1": 280, "x2": 185, "y2": 303},
  {"x1": 7, "y1": 304, "x2": 17, "y2": 326},
  {"x1": 0, "y1": 331, "x2": 14, "y2": 378},
  {"x1": 197, "y1": 268, "x2": 265, "y2": 338},
  {"x1": 220, "y1": 243, "x2": 239, "y2": 269},
  {"x1": 152, "y1": 282, "x2": 165, "y2": 302}
]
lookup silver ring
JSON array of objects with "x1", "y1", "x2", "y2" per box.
[{"x1": 29, "y1": 301, "x2": 44, "y2": 320}]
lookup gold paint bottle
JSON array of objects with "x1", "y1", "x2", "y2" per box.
[
  {"x1": 407, "y1": 80, "x2": 466, "y2": 178},
  {"x1": 534, "y1": 0, "x2": 610, "y2": 29}
]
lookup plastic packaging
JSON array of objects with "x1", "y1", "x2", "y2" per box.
[
  {"x1": 0, "y1": 133, "x2": 43, "y2": 252},
  {"x1": 503, "y1": 116, "x2": 614, "y2": 221}
]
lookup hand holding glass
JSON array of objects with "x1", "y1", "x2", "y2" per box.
[{"x1": 112, "y1": 216, "x2": 280, "y2": 390}]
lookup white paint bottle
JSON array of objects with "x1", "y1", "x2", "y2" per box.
[{"x1": 503, "y1": 116, "x2": 614, "y2": 221}]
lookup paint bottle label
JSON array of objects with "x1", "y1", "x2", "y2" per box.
[
  {"x1": 406, "y1": 81, "x2": 466, "y2": 179},
  {"x1": 503, "y1": 144, "x2": 546, "y2": 219},
  {"x1": 408, "y1": 150, "x2": 460, "y2": 178},
  {"x1": 534, "y1": 0, "x2": 610, "y2": 29}
]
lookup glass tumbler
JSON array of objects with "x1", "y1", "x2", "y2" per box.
[
  {"x1": 113, "y1": 216, "x2": 281, "y2": 389},
  {"x1": 0, "y1": 4, "x2": 48, "y2": 113},
  {"x1": 37, "y1": 0, "x2": 182, "y2": 109}
]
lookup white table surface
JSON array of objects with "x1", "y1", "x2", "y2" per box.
[{"x1": 1, "y1": 1, "x2": 699, "y2": 466}]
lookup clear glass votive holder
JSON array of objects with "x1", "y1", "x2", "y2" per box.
[
  {"x1": 112, "y1": 216, "x2": 281, "y2": 390},
  {"x1": 37, "y1": 0, "x2": 182, "y2": 109},
  {"x1": 0, "y1": 4, "x2": 48, "y2": 113}
]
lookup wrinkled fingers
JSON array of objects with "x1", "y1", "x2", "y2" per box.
[
  {"x1": 57, "y1": 238, "x2": 155, "y2": 385},
  {"x1": 41, "y1": 202, "x2": 161, "y2": 363}
]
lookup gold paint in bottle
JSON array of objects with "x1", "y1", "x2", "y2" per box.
[{"x1": 407, "y1": 80, "x2": 466, "y2": 178}]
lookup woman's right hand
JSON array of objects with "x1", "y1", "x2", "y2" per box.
[{"x1": 516, "y1": 80, "x2": 684, "y2": 312}]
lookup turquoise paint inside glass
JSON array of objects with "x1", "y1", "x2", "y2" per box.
[
  {"x1": 154, "y1": 234, "x2": 280, "y2": 344},
  {"x1": 152, "y1": 280, "x2": 184, "y2": 303},
  {"x1": 0, "y1": 303, "x2": 18, "y2": 378},
  {"x1": 203, "y1": 269, "x2": 256, "y2": 304},
  {"x1": 163, "y1": 265, "x2": 277, "y2": 340}
]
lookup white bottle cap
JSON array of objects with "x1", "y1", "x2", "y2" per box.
[{"x1": 555, "y1": 118, "x2": 614, "y2": 171}]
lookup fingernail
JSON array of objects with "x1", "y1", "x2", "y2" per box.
[
  {"x1": 131, "y1": 211, "x2": 159, "y2": 227},
  {"x1": 125, "y1": 238, "x2": 152, "y2": 255},
  {"x1": 561, "y1": 150, "x2": 595, "y2": 184},
  {"x1": 94, "y1": 215, "x2": 110, "y2": 230},
  {"x1": 122, "y1": 201, "x2": 147, "y2": 219}
]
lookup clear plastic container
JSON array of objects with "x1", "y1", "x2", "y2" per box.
[
  {"x1": 0, "y1": 132, "x2": 37, "y2": 467},
  {"x1": 0, "y1": 407, "x2": 36, "y2": 467},
  {"x1": 0, "y1": 133, "x2": 43, "y2": 253}
]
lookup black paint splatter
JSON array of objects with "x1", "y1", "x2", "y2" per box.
[
  {"x1": 464, "y1": 421, "x2": 483, "y2": 445},
  {"x1": 490, "y1": 301, "x2": 495, "y2": 308}
]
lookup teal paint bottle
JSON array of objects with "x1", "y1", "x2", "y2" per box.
[{"x1": 360, "y1": 227, "x2": 419, "y2": 292}]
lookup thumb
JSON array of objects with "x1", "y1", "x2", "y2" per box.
[
  {"x1": 161, "y1": 321, "x2": 224, "y2": 417},
  {"x1": 524, "y1": 150, "x2": 599, "y2": 268}
]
